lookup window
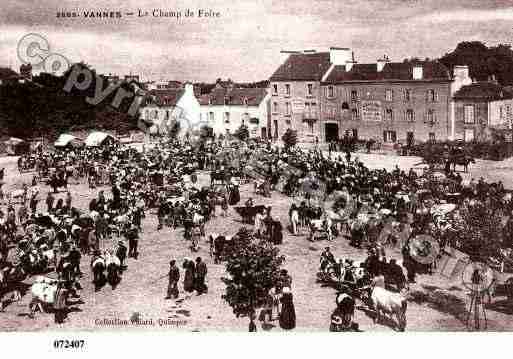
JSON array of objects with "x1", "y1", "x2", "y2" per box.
[
  {"x1": 383, "y1": 130, "x2": 397, "y2": 143},
  {"x1": 327, "y1": 86, "x2": 335, "y2": 98},
  {"x1": 153, "y1": 109, "x2": 158, "y2": 119},
  {"x1": 307, "y1": 84, "x2": 313, "y2": 96},
  {"x1": 464, "y1": 128, "x2": 475, "y2": 142},
  {"x1": 351, "y1": 90, "x2": 358, "y2": 102},
  {"x1": 427, "y1": 89, "x2": 436, "y2": 102},
  {"x1": 464, "y1": 105, "x2": 474, "y2": 124},
  {"x1": 308, "y1": 121, "x2": 314, "y2": 133},
  {"x1": 224, "y1": 112, "x2": 230, "y2": 123},
  {"x1": 243, "y1": 97, "x2": 248, "y2": 106},
  {"x1": 429, "y1": 132, "x2": 436, "y2": 142},
  {"x1": 500, "y1": 106, "x2": 504, "y2": 119},
  {"x1": 272, "y1": 102, "x2": 279, "y2": 114},
  {"x1": 285, "y1": 102, "x2": 291, "y2": 116},
  {"x1": 351, "y1": 108, "x2": 359, "y2": 121},
  {"x1": 406, "y1": 109, "x2": 415, "y2": 122},
  {"x1": 285, "y1": 84, "x2": 291, "y2": 96},
  {"x1": 385, "y1": 108, "x2": 393, "y2": 122},
  {"x1": 224, "y1": 96, "x2": 229, "y2": 105},
  {"x1": 427, "y1": 109, "x2": 435, "y2": 125},
  {"x1": 404, "y1": 89, "x2": 412, "y2": 102},
  {"x1": 385, "y1": 89, "x2": 393, "y2": 102},
  {"x1": 272, "y1": 84, "x2": 278, "y2": 95},
  {"x1": 209, "y1": 112, "x2": 214, "y2": 122}
]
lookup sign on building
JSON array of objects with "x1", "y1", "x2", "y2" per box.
[{"x1": 361, "y1": 100, "x2": 382, "y2": 122}]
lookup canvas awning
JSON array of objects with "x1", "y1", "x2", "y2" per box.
[
  {"x1": 54, "y1": 134, "x2": 84, "y2": 148},
  {"x1": 85, "y1": 131, "x2": 116, "y2": 147}
]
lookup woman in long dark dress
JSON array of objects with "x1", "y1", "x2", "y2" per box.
[
  {"x1": 279, "y1": 288, "x2": 296, "y2": 330},
  {"x1": 183, "y1": 259, "x2": 195, "y2": 294}
]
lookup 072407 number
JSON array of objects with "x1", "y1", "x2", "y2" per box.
[{"x1": 53, "y1": 340, "x2": 85, "y2": 349}]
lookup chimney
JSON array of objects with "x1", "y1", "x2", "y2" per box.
[
  {"x1": 346, "y1": 59, "x2": 357, "y2": 72},
  {"x1": 412, "y1": 65, "x2": 423, "y2": 80},
  {"x1": 377, "y1": 55, "x2": 390, "y2": 72},
  {"x1": 279, "y1": 50, "x2": 300, "y2": 64},
  {"x1": 329, "y1": 47, "x2": 352, "y2": 66}
]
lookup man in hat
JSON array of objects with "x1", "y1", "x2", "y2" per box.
[
  {"x1": 116, "y1": 240, "x2": 127, "y2": 269},
  {"x1": 54, "y1": 280, "x2": 69, "y2": 324},
  {"x1": 194, "y1": 257, "x2": 208, "y2": 295},
  {"x1": 166, "y1": 260, "x2": 180, "y2": 299},
  {"x1": 46, "y1": 192, "x2": 55, "y2": 213},
  {"x1": 126, "y1": 224, "x2": 139, "y2": 259}
]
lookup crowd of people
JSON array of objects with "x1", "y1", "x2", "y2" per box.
[{"x1": 1, "y1": 133, "x2": 512, "y2": 330}]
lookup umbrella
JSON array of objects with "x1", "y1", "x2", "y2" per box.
[
  {"x1": 409, "y1": 235, "x2": 440, "y2": 265},
  {"x1": 430, "y1": 203, "x2": 456, "y2": 216}
]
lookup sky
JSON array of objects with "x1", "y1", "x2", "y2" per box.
[{"x1": 0, "y1": 0, "x2": 512, "y2": 83}]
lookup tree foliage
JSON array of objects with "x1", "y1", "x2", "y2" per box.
[
  {"x1": 281, "y1": 128, "x2": 298, "y2": 149},
  {"x1": 221, "y1": 227, "x2": 285, "y2": 327},
  {"x1": 0, "y1": 64, "x2": 138, "y2": 139},
  {"x1": 443, "y1": 202, "x2": 503, "y2": 261},
  {"x1": 440, "y1": 41, "x2": 513, "y2": 85}
]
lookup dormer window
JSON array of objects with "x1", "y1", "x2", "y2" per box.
[{"x1": 285, "y1": 84, "x2": 291, "y2": 97}]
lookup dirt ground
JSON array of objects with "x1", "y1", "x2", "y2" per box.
[{"x1": 0, "y1": 151, "x2": 512, "y2": 332}]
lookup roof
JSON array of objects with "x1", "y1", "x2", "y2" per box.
[
  {"x1": 453, "y1": 82, "x2": 513, "y2": 101},
  {"x1": 323, "y1": 61, "x2": 451, "y2": 83},
  {"x1": 199, "y1": 87, "x2": 267, "y2": 106},
  {"x1": 148, "y1": 89, "x2": 185, "y2": 106},
  {"x1": 0, "y1": 67, "x2": 21, "y2": 81},
  {"x1": 270, "y1": 52, "x2": 332, "y2": 81}
]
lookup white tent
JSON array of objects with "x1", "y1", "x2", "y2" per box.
[
  {"x1": 85, "y1": 132, "x2": 116, "y2": 147},
  {"x1": 54, "y1": 134, "x2": 83, "y2": 148}
]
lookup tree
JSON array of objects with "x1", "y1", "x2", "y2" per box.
[
  {"x1": 442, "y1": 202, "x2": 503, "y2": 261},
  {"x1": 281, "y1": 128, "x2": 298, "y2": 150},
  {"x1": 222, "y1": 227, "x2": 285, "y2": 331},
  {"x1": 439, "y1": 41, "x2": 513, "y2": 85},
  {"x1": 234, "y1": 124, "x2": 250, "y2": 142}
]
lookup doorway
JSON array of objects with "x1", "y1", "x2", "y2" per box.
[{"x1": 325, "y1": 123, "x2": 339, "y2": 142}]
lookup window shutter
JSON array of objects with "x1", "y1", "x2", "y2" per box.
[
  {"x1": 392, "y1": 131, "x2": 397, "y2": 142},
  {"x1": 383, "y1": 131, "x2": 387, "y2": 142},
  {"x1": 426, "y1": 91, "x2": 429, "y2": 103},
  {"x1": 403, "y1": 110, "x2": 407, "y2": 122}
]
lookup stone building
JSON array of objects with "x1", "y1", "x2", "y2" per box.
[
  {"x1": 269, "y1": 48, "x2": 472, "y2": 144},
  {"x1": 453, "y1": 81, "x2": 513, "y2": 142}
]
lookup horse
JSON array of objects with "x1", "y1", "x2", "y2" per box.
[
  {"x1": 370, "y1": 286, "x2": 408, "y2": 331},
  {"x1": 8, "y1": 188, "x2": 27, "y2": 204},
  {"x1": 450, "y1": 155, "x2": 475, "y2": 173},
  {"x1": 28, "y1": 276, "x2": 59, "y2": 317}
]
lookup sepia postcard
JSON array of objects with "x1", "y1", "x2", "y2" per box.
[{"x1": 0, "y1": 1, "x2": 512, "y2": 352}]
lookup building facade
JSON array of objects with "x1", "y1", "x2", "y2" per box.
[
  {"x1": 269, "y1": 50, "x2": 332, "y2": 142},
  {"x1": 453, "y1": 82, "x2": 513, "y2": 142},
  {"x1": 199, "y1": 84, "x2": 270, "y2": 139},
  {"x1": 269, "y1": 48, "x2": 472, "y2": 144}
]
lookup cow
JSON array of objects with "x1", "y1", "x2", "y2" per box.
[{"x1": 370, "y1": 285, "x2": 407, "y2": 331}]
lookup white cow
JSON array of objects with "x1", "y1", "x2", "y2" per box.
[{"x1": 371, "y1": 286, "x2": 407, "y2": 331}]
